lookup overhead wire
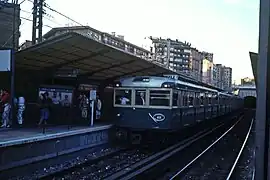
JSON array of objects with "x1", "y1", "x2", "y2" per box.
[
  {"x1": 3, "y1": 0, "x2": 86, "y2": 48},
  {"x1": 20, "y1": 8, "x2": 62, "y2": 26},
  {"x1": 27, "y1": 0, "x2": 86, "y2": 27}
]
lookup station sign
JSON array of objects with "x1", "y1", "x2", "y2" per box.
[
  {"x1": 89, "y1": 89, "x2": 97, "y2": 101},
  {"x1": 0, "y1": 49, "x2": 11, "y2": 72},
  {"x1": 78, "y1": 84, "x2": 98, "y2": 91}
]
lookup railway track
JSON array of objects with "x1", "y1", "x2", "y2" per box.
[
  {"x1": 9, "y1": 113, "x2": 244, "y2": 180},
  {"x1": 32, "y1": 116, "x2": 234, "y2": 180},
  {"x1": 102, "y1": 115, "x2": 241, "y2": 180},
  {"x1": 166, "y1": 114, "x2": 254, "y2": 180}
]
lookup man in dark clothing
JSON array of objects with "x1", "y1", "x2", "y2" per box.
[
  {"x1": 38, "y1": 92, "x2": 52, "y2": 125},
  {"x1": 61, "y1": 95, "x2": 71, "y2": 124},
  {"x1": 0, "y1": 89, "x2": 3, "y2": 125}
]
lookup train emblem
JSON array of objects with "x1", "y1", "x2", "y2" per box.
[{"x1": 148, "y1": 113, "x2": 166, "y2": 123}]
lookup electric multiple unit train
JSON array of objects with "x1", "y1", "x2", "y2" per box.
[{"x1": 113, "y1": 76, "x2": 243, "y2": 141}]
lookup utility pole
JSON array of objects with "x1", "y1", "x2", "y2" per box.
[
  {"x1": 32, "y1": 0, "x2": 44, "y2": 45},
  {"x1": 12, "y1": 0, "x2": 18, "y2": 50},
  {"x1": 11, "y1": 0, "x2": 18, "y2": 127}
]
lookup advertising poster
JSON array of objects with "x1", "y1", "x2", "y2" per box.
[{"x1": 39, "y1": 86, "x2": 74, "y2": 105}]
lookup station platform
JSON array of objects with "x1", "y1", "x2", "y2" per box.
[{"x1": 0, "y1": 123, "x2": 113, "y2": 173}]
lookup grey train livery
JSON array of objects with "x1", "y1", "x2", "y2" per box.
[{"x1": 113, "y1": 76, "x2": 243, "y2": 132}]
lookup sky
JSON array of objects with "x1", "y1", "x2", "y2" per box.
[{"x1": 19, "y1": 0, "x2": 259, "y2": 84}]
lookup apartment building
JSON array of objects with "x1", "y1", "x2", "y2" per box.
[
  {"x1": 241, "y1": 77, "x2": 255, "y2": 86},
  {"x1": 213, "y1": 64, "x2": 232, "y2": 91},
  {"x1": 150, "y1": 37, "x2": 203, "y2": 80},
  {"x1": 201, "y1": 52, "x2": 213, "y2": 85},
  {"x1": 223, "y1": 66, "x2": 232, "y2": 91}
]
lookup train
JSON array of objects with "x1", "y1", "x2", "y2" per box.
[{"x1": 113, "y1": 76, "x2": 243, "y2": 143}]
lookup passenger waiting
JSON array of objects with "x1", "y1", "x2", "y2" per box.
[
  {"x1": 0, "y1": 90, "x2": 3, "y2": 125},
  {"x1": 61, "y1": 95, "x2": 71, "y2": 123},
  {"x1": 96, "y1": 95, "x2": 102, "y2": 120},
  {"x1": 0, "y1": 89, "x2": 11, "y2": 128},
  {"x1": 38, "y1": 92, "x2": 52, "y2": 126},
  {"x1": 17, "y1": 95, "x2": 25, "y2": 125},
  {"x1": 80, "y1": 94, "x2": 89, "y2": 120}
]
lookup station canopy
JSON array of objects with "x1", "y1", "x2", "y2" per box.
[{"x1": 15, "y1": 32, "x2": 176, "y2": 82}]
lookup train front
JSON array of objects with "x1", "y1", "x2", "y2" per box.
[{"x1": 113, "y1": 77, "x2": 176, "y2": 132}]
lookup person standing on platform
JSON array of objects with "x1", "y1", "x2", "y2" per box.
[
  {"x1": 38, "y1": 92, "x2": 52, "y2": 126},
  {"x1": 80, "y1": 94, "x2": 89, "y2": 121},
  {"x1": 0, "y1": 89, "x2": 3, "y2": 125},
  {"x1": 96, "y1": 95, "x2": 102, "y2": 120},
  {"x1": 1, "y1": 90, "x2": 11, "y2": 128},
  {"x1": 17, "y1": 95, "x2": 25, "y2": 125},
  {"x1": 61, "y1": 95, "x2": 71, "y2": 124}
]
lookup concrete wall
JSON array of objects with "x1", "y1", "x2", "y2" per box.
[{"x1": 0, "y1": 2, "x2": 20, "y2": 50}]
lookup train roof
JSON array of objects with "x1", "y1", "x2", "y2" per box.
[{"x1": 118, "y1": 76, "x2": 219, "y2": 93}]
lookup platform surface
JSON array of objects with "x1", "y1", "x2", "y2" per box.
[{"x1": 0, "y1": 123, "x2": 112, "y2": 147}]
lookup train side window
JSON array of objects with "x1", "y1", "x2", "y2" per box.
[
  {"x1": 149, "y1": 90, "x2": 170, "y2": 106},
  {"x1": 208, "y1": 94, "x2": 212, "y2": 105},
  {"x1": 135, "y1": 90, "x2": 146, "y2": 105},
  {"x1": 182, "y1": 91, "x2": 188, "y2": 106},
  {"x1": 200, "y1": 93, "x2": 204, "y2": 105},
  {"x1": 215, "y1": 95, "x2": 218, "y2": 104},
  {"x1": 178, "y1": 91, "x2": 182, "y2": 106},
  {"x1": 115, "y1": 89, "x2": 132, "y2": 105},
  {"x1": 173, "y1": 91, "x2": 178, "y2": 106},
  {"x1": 188, "y1": 92, "x2": 194, "y2": 106},
  {"x1": 195, "y1": 92, "x2": 200, "y2": 106}
]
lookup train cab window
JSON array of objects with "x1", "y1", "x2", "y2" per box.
[
  {"x1": 173, "y1": 91, "x2": 178, "y2": 106},
  {"x1": 115, "y1": 89, "x2": 132, "y2": 105},
  {"x1": 135, "y1": 90, "x2": 146, "y2": 105},
  {"x1": 149, "y1": 90, "x2": 170, "y2": 106}
]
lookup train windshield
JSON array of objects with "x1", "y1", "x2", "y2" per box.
[
  {"x1": 114, "y1": 89, "x2": 132, "y2": 105},
  {"x1": 135, "y1": 90, "x2": 146, "y2": 106},
  {"x1": 114, "y1": 88, "x2": 172, "y2": 108},
  {"x1": 149, "y1": 90, "x2": 170, "y2": 106}
]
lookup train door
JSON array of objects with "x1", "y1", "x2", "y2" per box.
[
  {"x1": 171, "y1": 90, "x2": 181, "y2": 129},
  {"x1": 181, "y1": 90, "x2": 195, "y2": 127},
  {"x1": 102, "y1": 86, "x2": 114, "y2": 122}
]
